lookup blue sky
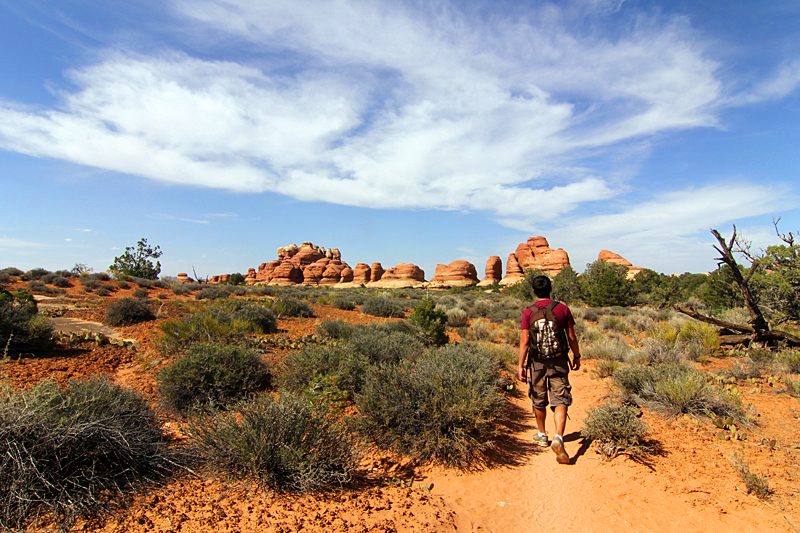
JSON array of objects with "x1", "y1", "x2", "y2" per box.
[{"x1": 1, "y1": 0, "x2": 799, "y2": 279}]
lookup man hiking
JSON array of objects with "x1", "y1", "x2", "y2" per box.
[{"x1": 518, "y1": 275, "x2": 581, "y2": 464}]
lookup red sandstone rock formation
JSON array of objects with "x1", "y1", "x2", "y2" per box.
[
  {"x1": 339, "y1": 266, "x2": 354, "y2": 283},
  {"x1": 370, "y1": 263, "x2": 426, "y2": 288},
  {"x1": 477, "y1": 256, "x2": 502, "y2": 287},
  {"x1": 352, "y1": 263, "x2": 371, "y2": 284},
  {"x1": 268, "y1": 263, "x2": 304, "y2": 286},
  {"x1": 302, "y1": 261, "x2": 327, "y2": 285},
  {"x1": 320, "y1": 261, "x2": 348, "y2": 285},
  {"x1": 176, "y1": 273, "x2": 193, "y2": 284},
  {"x1": 597, "y1": 250, "x2": 642, "y2": 279},
  {"x1": 502, "y1": 236, "x2": 571, "y2": 284},
  {"x1": 430, "y1": 260, "x2": 478, "y2": 287},
  {"x1": 370, "y1": 263, "x2": 385, "y2": 282}
]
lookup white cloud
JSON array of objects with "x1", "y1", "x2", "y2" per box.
[
  {"x1": 0, "y1": 236, "x2": 47, "y2": 251},
  {"x1": 74, "y1": 228, "x2": 92, "y2": 232},
  {"x1": 64, "y1": 238, "x2": 72, "y2": 241},
  {"x1": 0, "y1": 0, "x2": 735, "y2": 224}
]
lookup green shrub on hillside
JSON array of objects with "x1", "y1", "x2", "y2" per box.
[
  {"x1": 408, "y1": 298, "x2": 448, "y2": 346},
  {"x1": 1, "y1": 288, "x2": 53, "y2": 357},
  {"x1": 104, "y1": 298, "x2": 155, "y2": 327},
  {"x1": 0, "y1": 377, "x2": 177, "y2": 531},
  {"x1": 356, "y1": 343, "x2": 505, "y2": 467},
  {"x1": 361, "y1": 295, "x2": 405, "y2": 318},
  {"x1": 158, "y1": 342, "x2": 270, "y2": 413},
  {"x1": 189, "y1": 394, "x2": 358, "y2": 491},
  {"x1": 273, "y1": 297, "x2": 314, "y2": 318}
]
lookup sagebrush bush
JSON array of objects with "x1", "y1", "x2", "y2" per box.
[
  {"x1": 189, "y1": 394, "x2": 358, "y2": 491},
  {"x1": 95, "y1": 287, "x2": 111, "y2": 297},
  {"x1": 592, "y1": 359, "x2": 621, "y2": 379},
  {"x1": 25, "y1": 268, "x2": 51, "y2": 280},
  {"x1": 581, "y1": 401, "x2": 649, "y2": 461},
  {"x1": 468, "y1": 318, "x2": 494, "y2": 341},
  {"x1": 51, "y1": 276, "x2": 72, "y2": 288},
  {"x1": 277, "y1": 344, "x2": 369, "y2": 396},
  {"x1": 171, "y1": 283, "x2": 192, "y2": 296},
  {"x1": 1, "y1": 289, "x2": 53, "y2": 356},
  {"x1": 195, "y1": 285, "x2": 229, "y2": 301},
  {"x1": 0, "y1": 377, "x2": 177, "y2": 531},
  {"x1": 446, "y1": 307, "x2": 470, "y2": 327},
  {"x1": 347, "y1": 328, "x2": 424, "y2": 365},
  {"x1": 273, "y1": 297, "x2": 314, "y2": 318},
  {"x1": 116, "y1": 280, "x2": 130, "y2": 289},
  {"x1": 583, "y1": 336, "x2": 630, "y2": 361},
  {"x1": 158, "y1": 301, "x2": 276, "y2": 353},
  {"x1": 361, "y1": 295, "x2": 405, "y2": 318},
  {"x1": 356, "y1": 343, "x2": 505, "y2": 467},
  {"x1": 158, "y1": 342, "x2": 270, "y2": 413},
  {"x1": 613, "y1": 362, "x2": 747, "y2": 422},
  {"x1": 778, "y1": 349, "x2": 800, "y2": 373},
  {"x1": 599, "y1": 315, "x2": 631, "y2": 335},
  {"x1": 315, "y1": 319, "x2": 355, "y2": 340},
  {"x1": 104, "y1": 298, "x2": 155, "y2": 327},
  {"x1": 331, "y1": 296, "x2": 356, "y2": 311}
]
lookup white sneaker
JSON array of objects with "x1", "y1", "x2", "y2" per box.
[{"x1": 552, "y1": 435, "x2": 570, "y2": 464}]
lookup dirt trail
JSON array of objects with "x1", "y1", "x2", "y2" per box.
[{"x1": 420, "y1": 369, "x2": 794, "y2": 533}]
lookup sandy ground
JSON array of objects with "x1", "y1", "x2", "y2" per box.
[{"x1": 4, "y1": 280, "x2": 800, "y2": 532}]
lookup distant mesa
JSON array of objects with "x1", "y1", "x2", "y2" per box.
[{"x1": 197, "y1": 236, "x2": 648, "y2": 290}]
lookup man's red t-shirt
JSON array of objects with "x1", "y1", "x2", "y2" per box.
[{"x1": 520, "y1": 299, "x2": 575, "y2": 331}]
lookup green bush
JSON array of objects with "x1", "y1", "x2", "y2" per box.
[
  {"x1": 315, "y1": 319, "x2": 355, "y2": 340},
  {"x1": 592, "y1": 359, "x2": 622, "y2": 379},
  {"x1": 347, "y1": 328, "x2": 424, "y2": 365},
  {"x1": 188, "y1": 394, "x2": 358, "y2": 491},
  {"x1": 1, "y1": 289, "x2": 53, "y2": 356},
  {"x1": 778, "y1": 349, "x2": 800, "y2": 373},
  {"x1": 581, "y1": 401, "x2": 649, "y2": 461},
  {"x1": 195, "y1": 285, "x2": 229, "y2": 300},
  {"x1": 158, "y1": 342, "x2": 270, "y2": 413},
  {"x1": 612, "y1": 362, "x2": 747, "y2": 422},
  {"x1": 25, "y1": 268, "x2": 51, "y2": 280},
  {"x1": 468, "y1": 318, "x2": 494, "y2": 341},
  {"x1": 446, "y1": 307, "x2": 470, "y2": 327},
  {"x1": 51, "y1": 276, "x2": 72, "y2": 288},
  {"x1": 104, "y1": 298, "x2": 156, "y2": 327},
  {"x1": 356, "y1": 343, "x2": 505, "y2": 467},
  {"x1": 277, "y1": 344, "x2": 369, "y2": 396},
  {"x1": 584, "y1": 260, "x2": 631, "y2": 307},
  {"x1": 273, "y1": 297, "x2": 314, "y2": 318},
  {"x1": 171, "y1": 283, "x2": 192, "y2": 296},
  {"x1": 599, "y1": 315, "x2": 631, "y2": 335},
  {"x1": 361, "y1": 295, "x2": 405, "y2": 318},
  {"x1": 227, "y1": 272, "x2": 245, "y2": 285},
  {"x1": 0, "y1": 377, "x2": 177, "y2": 531},
  {"x1": 158, "y1": 301, "x2": 276, "y2": 354},
  {"x1": 408, "y1": 298, "x2": 448, "y2": 346},
  {"x1": 331, "y1": 296, "x2": 356, "y2": 311},
  {"x1": 583, "y1": 336, "x2": 630, "y2": 361}
]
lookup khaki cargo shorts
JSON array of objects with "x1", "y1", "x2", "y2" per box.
[{"x1": 527, "y1": 358, "x2": 572, "y2": 410}]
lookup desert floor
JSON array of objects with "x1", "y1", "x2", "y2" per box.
[{"x1": 4, "y1": 280, "x2": 800, "y2": 533}]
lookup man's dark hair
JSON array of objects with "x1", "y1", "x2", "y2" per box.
[{"x1": 532, "y1": 275, "x2": 552, "y2": 298}]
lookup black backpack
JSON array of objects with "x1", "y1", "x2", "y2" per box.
[{"x1": 527, "y1": 301, "x2": 568, "y2": 360}]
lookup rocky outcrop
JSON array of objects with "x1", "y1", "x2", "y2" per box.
[
  {"x1": 370, "y1": 263, "x2": 385, "y2": 283},
  {"x1": 501, "y1": 236, "x2": 571, "y2": 284},
  {"x1": 430, "y1": 260, "x2": 478, "y2": 288},
  {"x1": 477, "y1": 256, "x2": 502, "y2": 287},
  {"x1": 268, "y1": 263, "x2": 304, "y2": 286},
  {"x1": 320, "y1": 261, "x2": 348, "y2": 285},
  {"x1": 370, "y1": 263, "x2": 427, "y2": 288},
  {"x1": 352, "y1": 264, "x2": 371, "y2": 284},
  {"x1": 176, "y1": 273, "x2": 193, "y2": 284},
  {"x1": 598, "y1": 250, "x2": 643, "y2": 279}
]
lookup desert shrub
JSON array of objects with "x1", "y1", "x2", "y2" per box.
[
  {"x1": 331, "y1": 296, "x2": 356, "y2": 311},
  {"x1": 676, "y1": 321, "x2": 719, "y2": 356},
  {"x1": 581, "y1": 401, "x2": 649, "y2": 461},
  {"x1": 80, "y1": 277, "x2": 100, "y2": 290},
  {"x1": 157, "y1": 343, "x2": 270, "y2": 413},
  {"x1": 25, "y1": 268, "x2": 51, "y2": 280},
  {"x1": 0, "y1": 272, "x2": 8, "y2": 284},
  {"x1": 576, "y1": 321, "x2": 601, "y2": 344},
  {"x1": 577, "y1": 307, "x2": 599, "y2": 322},
  {"x1": 277, "y1": 344, "x2": 369, "y2": 395},
  {"x1": 468, "y1": 318, "x2": 494, "y2": 342},
  {"x1": 583, "y1": 336, "x2": 630, "y2": 361},
  {"x1": 95, "y1": 287, "x2": 111, "y2": 297},
  {"x1": 158, "y1": 301, "x2": 276, "y2": 353},
  {"x1": 227, "y1": 272, "x2": 246, "y2": 286},
  {"x1": 171, "y1": 283, "x2": 192, "y2": 296},
  {"x1": 599, "y1": 315, "x2": 631, "y2": 335},
  {"x1": 189, "y1": 394, "x2": 358, "y2": 491},
  {"x1": 625, "y1": 312, "x2": 654, "y2": 332},
  {"x1": 778, "y1": 349, "x2": 800, "y2": 373},
  {"x1": 132, "y1": 277, "x2": 152, "y2": 288},
  {"x1": 0, "y1": 377, "x2": 177, "y2": 531},
  {"x1": 195, "y1": 285, "x2": 229, "y2": 301},
  {"x1": 109, "y1": 238, "x2": 161, "y2": 280},
  {"x1": 612, "y1": 362, "x2": 747, "y2": 422},
  {"x1": 116, "y1": 280, "x2": 130, "y2": 289},
  {"x1": 273, "y1": 297, "x2": 314, "y2": 318},
  {"x1": 347, "y1": 328, "x2": 424, "y2": 366},
  {"x1": 473, "y1": 299, "x2": 494, "y2": 317},
  {"x1": 592, "y1": 359, "x2": 622, "y2": 379},
  {"x1": 408, "y1": 298, "x2": 448, "y2": 346},
  {"x1": 630, "y1": 338, "x2": 683, "y2": 365},
  {"x1": 1, "y1": 267, "x2": 24, "y2": 278},
  {"x1": 0, "y1": 289, "x2": 53, "y2": 356},
  {"x1": 716, "y1": 307, "x2": 750, "y2": 325},
  {"x1": 499, "y1": 319, "x2": 522, "y2": 345},
  {"x1": 316, "y1": 319, "x2": 355, "y2": 340},
  {"x1": 730, "y1": 451, "x2": 772, "y2": 500},
  {"x1": 104, "y1": 298, "x2": 155, "y2": 327},
  {"x1": 361, "y1": 295, "x2": 405, "y2": 318},
  {"x1": 356, "y1": 343, "x2": 504, "y2": 467},
  {"x1": 51, "y1": 276, "x2": 71, "y2": 288},
  {"x1": 446, "y1": 307, "x2": 470, "y2": 327}
]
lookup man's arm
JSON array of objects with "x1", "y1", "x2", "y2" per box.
[
  {"x1": 518, "y1": 329, "x2": 529, "y2": 382},
  {"x1": 567, "y1": 323, "x2": 581, "y2": 371}
]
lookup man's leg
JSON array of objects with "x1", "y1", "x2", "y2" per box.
[
  {"x1": 534, "y1": 407, "x2": 547, "y2": 434},
  {"x1": 554, "y1": 406, "x2": 567, "y2": 437}
]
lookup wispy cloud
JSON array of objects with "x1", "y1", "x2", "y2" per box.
[
  {"x1": 0, "y1": 236, "x2": 47, "y2": 251},
  {"x1": 74, "y1": 228, "x2": 92, "y2": 232}
]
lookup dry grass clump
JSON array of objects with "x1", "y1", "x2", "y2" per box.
[
  {"x1": 0, "y1": 377, "x2": 178, "y2": 531},
  {"x1": 189, "y1": 394, "x2": 359, "y2": 492},
  {"x1": 581, "y1": 401, "x2": 649, "y2": 461},
  {"x1": 599, "y1": 315, "x2": 632, "y2": 335},
  {"x1": 447, "y1": 307, "x2": 470, "y2": 327},
  {"x1": 583, "y1": 335, "x2": 630, "y2": 361},
  {"x1": 468, "y1": 318, "x2": 494, "y2": 342},
  {"x1": 730, "y1": 451, "x2": 773, "y2": 500},
  {"x1": 778, "y1": 349, "x2": 800, "y2": 373},
  {"x1": 356, "y1": 343, "x2": 505, "y2": 467}
]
